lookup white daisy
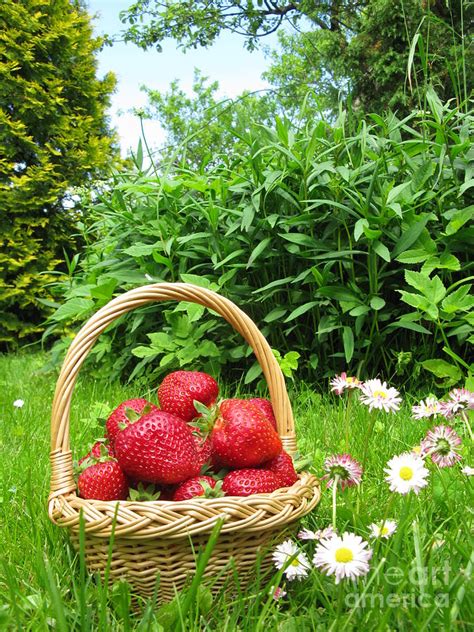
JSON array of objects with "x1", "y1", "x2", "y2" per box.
[
  {"x1": 330, "y1": 372, "x2": 363, "y2": 395},
  {"x1": 322, "y1": 453, "x2": 363, "y2": 490},
  {"x1": 368, "y1": 519, "x2": 398, "y2": 539},
  {"x1": 313, "y1": 532, "x2": 372, "y2": 584},
  {"x1": 461, "y1": 466, "x2": 474, "y2": 476},
  {"x1": 359, "y1": 379, "x2": 402, "y2": 413},
  {"x1": 13, "y1": 399, "x2": 24, "y2": 408},
  {"x1": 298, "y1": 525, "x2": 336, "y2": 541},
  {"x1": 411, "y1": 397, "x2": 441, "y2": 420},
  {"x1": 272, "y1": 539, "x2": 311, "y2": 581},
  {"x1": 420, "y1": 425, "x2": 462, "y2": 468},
  {"x1": 384, "y1": 452, "x2": 429, "y2": 495}
]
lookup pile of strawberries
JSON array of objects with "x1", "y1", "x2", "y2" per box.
[{"x1": 77, "y1": 370, "x2": 299, "y2": 502}]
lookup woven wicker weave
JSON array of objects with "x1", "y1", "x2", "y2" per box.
[{"x1": 48, "y1": 283, "x2": 321, "y2": 601}]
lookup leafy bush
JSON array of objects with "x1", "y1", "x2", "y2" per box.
[{"x1": 48, "y1": 94, "x2": 473, "y2": 388}]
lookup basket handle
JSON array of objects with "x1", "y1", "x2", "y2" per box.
[{"x1": 51, "y1": 283, "x2": 297, "y2": 459}]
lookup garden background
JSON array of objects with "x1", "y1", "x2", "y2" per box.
[{"x1": 0, "y1": 0, "x2": 473, "y2": 629}]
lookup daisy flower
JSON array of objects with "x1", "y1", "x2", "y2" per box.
[
  {"x1": 440, "y1": 388, "x2": 474, "y2": 418},
  {"x1": 368, "y1": 519, "x2": 397, "y2": 539},
  {"x1": 384, "y1": 452, "x2": 429, "y2": 495},
  {"x1": 461, "y1": 466, "x2": 474, "y2": 476},
  {"x1": 420, "y1": 425, "x2": 462, "y2": 468},
  {"x1": 322, "y1": 453, "x2": 363, "y2": 490},
  {"x1": 359, "y1": 379, "x2": 402, "y2": 413},
  {"x1": 298, "y1": 525, "x2": 336, "y2": 541},
  {"x1": 411, "y1": 397, "x2": 441, "y2": 420},
  {"x1": 272, "y1": 540, "x2": 311, "y2": 581},
  {"x1": 270, "y1": 585, "x2": 287, "y2": 600},
  {"x1": 330, "y1": 372, "x2": 363, "y2": 395},
  {"x1": 13, "y1": 399, "x2": 24, "y2": 408},
  {"x1": 313, "y1": 531, "x2": 372, "y2": 584}
]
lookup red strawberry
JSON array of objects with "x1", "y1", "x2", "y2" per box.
[
  {"x1": 106, "y1": 398, "x2": 157, "y2": 448},
  {"x1": 172, "y1": 475, "x2": 220, "y2": 501},
  {"x1": 78, "y1": 440, "x2": 114, "y2": 465},
  {"x1": 193, "y1": 431, "x2": 212, "y2": 468},
  {"x1": 222, "y1": 469, "x2": 282, "y2": 496},
  {"x1": 77, "y1": 460, "x2": 129, "y2": 501},
  {"x1": 211, "y1": 399, "x2": 282, "y2": 468},
  {"x1": 248, "y1": 398, "x2": 277, "y2": 430},
  {"x1": 261, "y1": 451, "x2": 298, "y2": 487},
  {"x1": 114, "y1": 410, "x2": 201, "y2": 484},
  {"x1": 157, "y1": 371, "x2": 218, "y2": 422}
]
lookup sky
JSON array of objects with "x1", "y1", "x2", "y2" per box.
[{"x1": 87, "y1": 1, "x2": 279, "y2": 156}]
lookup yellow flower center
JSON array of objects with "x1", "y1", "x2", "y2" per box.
[
  {"x1": 290, "y1": 558, "x2": 301, "y2": 566},
  {"x1": 335, "y1": 547, "x2": 354, "y2": 563},
  {"x1": 373, "y1": 390, "x2": 387, "y2": 398},
  {"x1": 380, "y1": 526, "x2": 389, "y2": 535},
  {"x1": 399, "y1": 466, "x2": 413, "y2": 480},
  {"x1": 347, "y1": 377, "x2": 355, "y2": 383}
]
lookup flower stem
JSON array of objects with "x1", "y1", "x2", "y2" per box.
[
  {"x1": 344, "y1": 390, "x2": 352, "y2": 450},
  {"x1": 332, "y1": 475, "x2": 339, "y2": 531},
  {"x1": 460, "y1": 410, "x2": 473, "y2": 441}
]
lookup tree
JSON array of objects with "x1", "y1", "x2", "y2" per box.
[
  {"x1": 0, "y1": 0, "x2": 119, "y2": 348},
  {"x1": 141, "y1": 69, "x2": 278, "y2": 168},
  {"x1": 121, "y1": 1, "x2": 362, "y2": 51},
  {"x1": 121, "y1": 0, "x2": 471, "y2": 114}
]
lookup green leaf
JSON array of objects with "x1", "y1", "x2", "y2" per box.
[
  {"x1": 354, "y1": 218, "x2": 369, "y2": 242},
  {"x1": 386, "y1": 319, "x2": 432, "y2": 334},
  {"x1": 131, "y1": 346, "x2": 158, "y2": 358},
  {"x1": 244, "y1": 362, "x2": 263, "y2": 384},
  {"x1": 392, "y1": 215, "x2": 431, "y2": 258},
  {"x1": 284, "y1": 302, "x2": 318, "y2": 322},
  {"x1": 264, "y1": 307, "x2": 287, "y2": 323},
  {"x1": 396, "y1": 249, "x2": 430, "y2": 264},
  {"x1": 278, "y1": 232, "x2": 316, "y2": 247},
  {"x1": 247, "y1": 238, "x2": 271, "y2": 267},
  {"x1": 180, "y1": 274, "x2": 212, "y2": 288},
  {"x1": 398, "y1": 290, "x2": 438, "y2": 319},
  {"x1": 445, "y1": 206, "x2": 474, "y2": 236},
  {"x1": 52, "y1": 298, "x2": 93, "y2": 322},
  {"x1": 404, "y1": 271, "x2": 446, "y2": 302},
  {"x1": 372, "y1": 240, "x2": 391, "y2": 262},
  {"x1": 421, "y1": 359, "x2": 462, "y2": 382},
  {"x1": 317, "y1": 286, "x2": 360, "y2": 302},
  {"x1": 342, "y1": 327, "x2": 354, "y2": 363},
  {"x1": 123, "y1": 242, "x2": 157, "y2": 257},
  {"x1": 442, "y1": 285, "x2": 474, "y2": 314},
  {"x1": 370, "y1": 297, "x2": 386, "y2": 310},
  {"x1": 387, "y1": 181, "x2": 412, "y2": 204}
]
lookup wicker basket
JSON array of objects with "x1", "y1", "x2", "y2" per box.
[{"x1": 48, "y1": 283, "x2": 321, "y2": 602}]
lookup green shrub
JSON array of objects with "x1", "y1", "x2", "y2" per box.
[
  {"x1": 0, "y1": 0, "x2": 119, "y2": 348},
  {"x1": 47, "y1": 95, "x2": 473, "y2": 388}
]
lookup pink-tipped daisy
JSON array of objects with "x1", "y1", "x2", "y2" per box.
[
  {"x1": 420, "y1": 425, "x2": 462, "y2": 468},
  {"x1": 330, "y1": 373, "x2": 363, "y2": 395},
  {"x1": 298, "y1": 525, "x2": 336, "y2": 541},
  {"x1": 359, "y1": 379, "x2": 402, "y2": 413},
  {"x1": 384, "y1": 452, "x2": 429, "y2": 494},
  {"x1": 272, "y1": 540, "x2": 311, "y2": 581},
  {"x1": 368, "y1": 519, "x2": 397, "y2": 539},
  {"x1": 439, "y1": 388, "x2": 474, "y2": 419},
  {"x1": 461, "y1": 466, "x2": 474, "y2": 476},
  {"x1": 322, "y1": 454, "x2": 363, "y2": 490},
  {"x1": 270, "y1": 585, "x2": 287, "y2": 600},
  {"x1": 313, "y1": 531, "x2": 372, "y2": 584},
  {"x1": 411, "y1": 397, "x2": 441, "y2": 420}
]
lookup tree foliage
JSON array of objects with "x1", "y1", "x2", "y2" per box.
[
  {"x1": 141, "y1": 70, "x2": 278, "y2": 168},
  {"x1": 122, "y1": 0, "x2": 472, "y2": 114},
  {"x1": 0, "y1": 0, "x2": 119, "y2": 348}
]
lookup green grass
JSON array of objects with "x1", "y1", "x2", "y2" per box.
[{"x1": 1, "y1": 353, "x2": 472, "y2": 630}]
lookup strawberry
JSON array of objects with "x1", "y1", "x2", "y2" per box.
[
  {"x1": 157, "y1": 371, "x2": 219, "y2": 422},
  {"x1": 261, "y1": 451, "x2": 298, "y2": 487},
  {"x1": 211, "y1": 399, "x2": 282, "y2": 468},
  {"x1": 78, "y1": 440, "x2": 114, "y2": 465},
  {"x1": 172, "y1": 475, "x2": 221, "y2": 501},
  {"x1": 193, "y1": 431, "x2": 212, "y2": 468},
  {"x1": 248, "y1": 398, "x2": 277, "y2": 430},
  {"x1": 106, "y1": 398, "x2": 157, "y2": 448},
  {"x1": 114, "y1": 409, "x2": 201, "y2": 484},
  {"x1": 77, "y1": 460, "x2": 129, "y2": 501},
  {"x1": 222, "y1": 469, "x2": 282, "y2": 496}
]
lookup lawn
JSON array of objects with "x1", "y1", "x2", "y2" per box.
[{"x1": 1, "y1": 352, "x2": 472, "y2": 630}]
